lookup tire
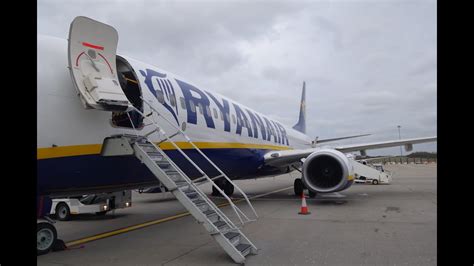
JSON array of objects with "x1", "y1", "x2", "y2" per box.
[
  {"x1": 294, "y1": 178, "x2": 304, "y2": 196},
  {"x1": 308, "y1": 190, "x2": 317, "y2": 198},
  {"x1": 372, "y1": 179, "x2": 379, "y2": 185},
  {"x1": 95, "y1": 211, "x2": 107, "y2": 216},
  {"x1": 37, "y1": 222, "x2": 57, "y2": 256},
  {"x1": 55, "y1": 202, "x2": 71, "y2": 221},
  {"x1": 212, "y1": 180, "x2": 234, "y2": 197},
  {"x1": 224, "y1": 181, "x2": 234, "y2": 196},
  {"x1": 211, "y1": 184, "x2": 220, "y2": 196}
]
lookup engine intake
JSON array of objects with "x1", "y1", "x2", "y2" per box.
[{"x1": 302, "y1": 149, "x2": 354, "y2": 193}]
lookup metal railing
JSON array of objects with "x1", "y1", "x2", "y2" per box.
[
  {"x1": 134, "y1": 133, "x2": 242, "y2": 232},
  {"x1": 126, "y1": 98, "x2": 258, "y2": 224}
]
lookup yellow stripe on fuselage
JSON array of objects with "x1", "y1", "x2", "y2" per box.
[
  {"x1": 157, "y1": 142, "x2": 293, "y2": 151},
  {"x1": 37, "y1": 142, "x2": 293, "y2": 160},
  {"x1": 37, "y1": 144, "x2": 103, "y2": 160}
]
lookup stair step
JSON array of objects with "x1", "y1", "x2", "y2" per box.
[
  {"x1": 224, "y1": 232, "x2": 240, "y2": 240},
  {"x1": 169, "y1": 175, "x2": 184, "y2": 183},
  {"x1": 203, "y1": 209, "x2": 216, "y2": 216},
  {"x1": 193, "y1": 199, "x2": 207, "y2": 206},
  {"x1": 138, "y1": 143, "x2": 155, "y2": 148},
  {"x1": 165, "y1": 170, "x2": 181, "y2": 177},
  {"x1": 132, "y1": 137, "x2": 146, "y2": 143},
  {"x1": 225, "y1": 232, "x2": 240, "y2": 245},
  {"x1": 236, "y1": 243, "x2": 251, "y2": 255},
  {"x1": 213, "y1": 220, "x2": 227, "y2": 229},
  {"x1": 146, "y1": 150, "x2": 162, "y2": 154},
  {"x1": 185, "y1": 191, "x2": 198, "y2": 198},
  {"x1": 203, "y1": 209, "x2": 218, "y2": 222},
  {"x1": 158, "y1": 163, "x2": 172, "y2": 169},
  {"x1": 155, "y1": 161, "x2": 170, "y2": 166},
  {"x1": 165, "y1": 170, "x2": 179, "y2": 175},
  {"x1": 175, "y1": 180, "x2": 188, "y2": 187}
]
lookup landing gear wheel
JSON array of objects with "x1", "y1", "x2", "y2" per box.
[
  {"x1": 308, "y1": 190, "x2": 317, "y2": 198},
  {"x1": 294, "y1": 178, "x2": 304, "y2": 196},
  {"x1": 212, "y1": 179, "x2": 234, "y2": 197},
  {"x1": 224, "y1": 181, "x2": 234, "y2": 196},
  {"x1": 211, "y1": 184, "x2": 220, "y2": 196},
  {"x1": 37, "y1": 222, "x2": 57, "y2": 255},
  {"x1": 372, "y1": 179, "x2": 379, "y2": 185},
  {"x1": 55, "y1": 202, "x2": 70, "y2": 221}
]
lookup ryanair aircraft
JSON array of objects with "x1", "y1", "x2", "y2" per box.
[
  {"x1": 38, "y1": 16, "x2": 436, "y2": 199},
  {"x1": 37, "y1": 16, "x2": 436, "y2": 259}
]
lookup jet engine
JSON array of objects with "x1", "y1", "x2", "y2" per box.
[{"x1": 302, "y1": 149, "x2": 355, "y2": 193}]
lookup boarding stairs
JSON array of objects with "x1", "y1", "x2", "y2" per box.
[{"x1": 112, "y1": 99, "x2": 258, "y2": 264}]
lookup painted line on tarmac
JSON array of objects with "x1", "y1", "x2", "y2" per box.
[
  {"x1": 240, "y1": 186, "x2": 294, "y2": 201},
  {"x1": 66, "y1": 185, "x2": 293, "y2": 248}
]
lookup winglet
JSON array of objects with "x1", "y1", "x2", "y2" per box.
[{"x1": 292, "y1": 81, "x2": 306, "y2": 134}]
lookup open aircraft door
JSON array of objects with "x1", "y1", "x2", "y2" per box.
[{"x1": 68, "y1": 16, "x2": 131, "y2": 111}]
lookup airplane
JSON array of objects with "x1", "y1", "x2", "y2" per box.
[{"x1": 37, "y1": 16, "x2": 436, "y2": 258}]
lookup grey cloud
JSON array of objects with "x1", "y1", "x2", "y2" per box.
[{"x1": 408, "y1": 59, "x2": 437, "y2": 76}]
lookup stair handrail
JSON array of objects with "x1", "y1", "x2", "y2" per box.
[
  {"x1": 129, "y1": 106, "x2": 252, "y2": 225},
  {"x1": 139, "y1": 97, "x2": 258, "y2": 220},
  {"x1": 124, "y1": 113, "x2": 243, "y2": 229},
  {"x1": 135, "y1": 136, "x2": 243, "y2": 229}
]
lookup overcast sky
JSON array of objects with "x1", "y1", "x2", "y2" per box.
[{"x1": 38, "y1": 0, "x2": 437, "y2": 156}]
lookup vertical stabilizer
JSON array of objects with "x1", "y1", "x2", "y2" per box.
[{"x1": 293, "y1": 81, "x2": 306, "y2": 134}]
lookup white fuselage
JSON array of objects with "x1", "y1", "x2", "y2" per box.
[{"x1": 37, "y1": 35, "x2": 312, "y2": 196}]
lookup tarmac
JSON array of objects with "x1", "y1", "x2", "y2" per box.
[{"x1": 37, "y1": 164, "x2": 436, "y2": 265}]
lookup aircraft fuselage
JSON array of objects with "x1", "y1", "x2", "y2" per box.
[{"x1": 37, "y1": 35, "x2": 312, "y2": 196}]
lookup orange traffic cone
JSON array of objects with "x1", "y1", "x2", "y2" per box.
[{"x1": 298, "y1": 192, "x2": 311, "y2": 215}]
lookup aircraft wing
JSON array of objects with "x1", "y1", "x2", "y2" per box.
[
  {"x1": 356, "y1": 156, "x2": 392, "y2": 162},
  {"x1": 316, "y1": 133, "x2": 371, "y2": 144},
  {"x1": 264, "y1": 136, "x2": 437, "y2": 166}
]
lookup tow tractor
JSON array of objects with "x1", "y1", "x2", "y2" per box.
[
  {"x1": 50, "y1": 190, "x2": 132, "y2": 221},
  {"x1": 352, "y1": 160, "x2": 392, "y2": 185}
]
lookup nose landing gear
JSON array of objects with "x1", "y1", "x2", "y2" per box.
[
  {"x1": 294, "y1": 178, "x2": 317, "y2": 198},
  {"x1": 211, "y1": 178, "x2": 235, "y2": 197}
]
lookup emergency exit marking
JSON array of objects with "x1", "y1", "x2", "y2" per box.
[{"x1": 82, "y1": 42, "x2": 104, "y2": 50}]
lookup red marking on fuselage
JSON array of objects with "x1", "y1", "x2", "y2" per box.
[
  {"x1": 75, "y1": 51, "x2": 85, "y2": 67},
  {"x1": 82, "y1": 42, "x2": 104, "y2": 50},
  {"x1": 74, "y1": 52, "x2": 113, "y2": 75}
]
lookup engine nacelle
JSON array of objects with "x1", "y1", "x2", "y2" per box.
[{"x1": 302, "y1": 149, "x2": 355, "y2": 193}]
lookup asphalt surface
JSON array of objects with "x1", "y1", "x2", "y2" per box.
[{"x1": 38, "y1": 164, "x2": 437, "y2": 265}]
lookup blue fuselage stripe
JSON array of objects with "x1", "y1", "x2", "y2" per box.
[{"x1": 37, "y1": 148, "x2": 284, "y2": 195}]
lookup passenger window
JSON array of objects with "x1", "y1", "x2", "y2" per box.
[
  {"x1": 225, "y1": 113, "x2": 229, "y2": 122},
  {"x1": 189, "y1": 101, "x2": 196, "y2": 113},
  {"x1": 213, "y1": 108, "x2": 218, "y2": 119},
  {"x1": 220, "y1": 111, "x2": 224, "y2": 120},
  {"x1": 205, "y1": 105, "x2": 211, "y2": 116},
  {"x1": 198, "y1": 103, "x2": 203, "y2": 114},
  {"x1": 232, "y1": 114, "x2": 236, "y2": 124},
  {"x1": 156, "y1": 90, "x2": 164, "y2": 104},
  {"x1": 180, "y1": 97, "x2": 186, "y2": 109},
  {"x1": 170, "y1": 96, "x2": 176, "y2": 107}
]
